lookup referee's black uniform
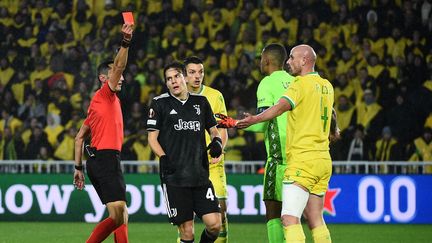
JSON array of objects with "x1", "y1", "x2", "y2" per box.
[{"x1": 147, "y1": 92, "x2": 220, "y2": 225}]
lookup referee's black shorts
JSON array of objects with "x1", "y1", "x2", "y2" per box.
[{"x1": 86, "y1": 149, "x2": 126, "y2": 204}]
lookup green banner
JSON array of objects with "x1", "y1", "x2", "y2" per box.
[{"x1": 0, "y1": 174, "x2": 264, "y2": 222}]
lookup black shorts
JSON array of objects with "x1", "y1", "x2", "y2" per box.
[
  {"x1": 162, "y1": 181, "x2": 220, "y2": 225},
  {"x1": 86, "y1": 150, "x2": 126, "y2": 204}
]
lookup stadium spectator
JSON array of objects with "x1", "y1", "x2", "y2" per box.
[
  {"x1": 17, "y1": 93, "x2": 46, "y2": 122},
  {"x1": 54, "y1": 126, "x2": 76, "y2": 161},
  {"x1": 44, "y1": 113, "x2": 64, "y2": 147},
  {"x1": 25, "y1": 124, "x2": 50, "y2": 160},
  {"x1": 1, "y1": 126, "x2": 24, "y2": 161},
  {"x1": 344, "y1": 125, "x2": 374, "y2": 173},
  {"x1": 0, "y1": 0, "x2": 429, "y2": 173},
  {"x1": 356, "y1": 88, "x2": 384, "y2": 140},
  {"x1": 237, "y1": 44, "x2": 335, "y2": 243},
  {"x1": 147, "y1": 61, "x2": 222, "y2": 243},
  {"x1": 73, "y1": 23, "x2": 133, "y2": 243},
  {"x1": 408, "y1": 127, "x2": 432, "y2": 174},
  {"x1": 374, "y1": 126, "x2": 399, "y2": 173},
  {"x1": 0, "y1": 109, "x2": 22, "y2": 134}
]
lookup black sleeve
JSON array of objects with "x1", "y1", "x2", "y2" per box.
[
  {"x1": 257, "y1": 106, "x2": 269, "y2": 114},
  {"x1": 146, "y1": 99, "x2": 162, "y2": 131},
  {"x1": 203, "y1": 97, "x2": 217, "y2": 131}
]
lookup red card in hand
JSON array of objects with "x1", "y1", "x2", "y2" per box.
[{"x1": 122, "y1": 12, "x2": 134, "y2": 25}]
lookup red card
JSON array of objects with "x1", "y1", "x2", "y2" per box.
[{"x1": 122, "y1": 12, "x2": 134, "y2": 25}]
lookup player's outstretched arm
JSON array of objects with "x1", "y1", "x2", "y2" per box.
[
  {"x1": 73, "y1": 124, "x2": 90, "y2": 190},
  {"x1": 108, "y1": 24, "x2": 134, "y2": 91},
  {"x1": 237, "y1": 98, "x2": 291, "y2": 129}
]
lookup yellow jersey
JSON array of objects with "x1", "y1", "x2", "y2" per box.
[
  {"x1": 282, "y1": 72, "x2": 334, "y2": 162},
  {"x1": 199, "y1": 85, "x2": 227, "y2": 164}
]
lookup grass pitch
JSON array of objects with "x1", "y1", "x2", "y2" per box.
[{"x1": 0, "y1": 222, "x2": 430, "y2": 242}]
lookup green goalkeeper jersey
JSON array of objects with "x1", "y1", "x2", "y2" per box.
[{"x1": 246, "y1": 70, "x2": 294, "y2": 165}]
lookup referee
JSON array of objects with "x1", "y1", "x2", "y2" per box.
[
  {"x1": 73, "y1": 24, "x2": 133, "y2": 243},
  {"x1": 147, "y1": 61, "x2": 223, "y2": 243}
]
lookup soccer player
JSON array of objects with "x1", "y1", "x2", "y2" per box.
[
  {"x1": 73, "y1": 24, "x2": 133, "y2": 243},
  {"x1": 244, "y1": 43, "x2": 294, "y2": 243},
  {"x1": 184, "y1": 56, "x2": 229, "y2": 243},
  {"x1": 147, "y1": 61, "x2": 223, "y2": 243},
  {"x1": 237, "y1": 44, "x2": 334, "y2": 243}
]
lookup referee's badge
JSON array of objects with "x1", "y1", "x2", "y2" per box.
[
  {"x1": 193, "y1": 105, "x2": 200, "y2": 115},
  {"x1": 148, "y1": 108, "x2": 155, "y2": 118}
]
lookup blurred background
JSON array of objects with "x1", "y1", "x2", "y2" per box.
[{"x1": 0, "y1": 0, "x2": 431, "y2": 232}]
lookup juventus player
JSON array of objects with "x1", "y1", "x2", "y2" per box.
[{"x1": 147, "y1": 61, "x2": 223, "y2": 243}]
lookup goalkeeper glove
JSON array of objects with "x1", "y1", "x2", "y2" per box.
[
  {"x1": 207, "y1": 137, "x2": 223, "y2": 158},
  {"x1": 214, "y1": 113, "x2": 238, "y2": 128}
]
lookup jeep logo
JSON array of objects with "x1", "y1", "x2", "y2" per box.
[{"x1": 174, "y1": 119, "x2": 201, "y2": 131}]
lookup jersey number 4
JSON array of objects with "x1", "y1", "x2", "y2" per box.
[
  {"x1": 206, "y1": 188, "x2": 215, "y2": 201},
  {"x1": 320, "y1": 97, "x2": 329, "y2": 132}
]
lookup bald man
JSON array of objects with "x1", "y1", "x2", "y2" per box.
[{"x1": 237, "y1": 44, "x2": 334, "y2": 243}]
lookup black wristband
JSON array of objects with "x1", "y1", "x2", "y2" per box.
[
  {"x1": 121, "y1": 38, "x2": 130, "y2": 48},
  {"x1": 213, "y1": 137, "x2": 222, "y2": 146},
  {"x1": 74, "y1": 165, "x2": 83, "y2": 171}
]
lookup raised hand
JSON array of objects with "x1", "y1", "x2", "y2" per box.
[{"x1": 121, "y1": 24, "x2": 134, "y2": 41}]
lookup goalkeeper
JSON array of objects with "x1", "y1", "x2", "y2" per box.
[{"x1": 219, "y1": 43, "x2": 294, "y2": 243}]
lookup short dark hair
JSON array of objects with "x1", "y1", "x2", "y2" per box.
[
  {"x1": 97, "y1": 60, "x2": 113, "y2": 78},
  {"x1": 163, "y1": 61, "x2": 185, "y2": 82},
  {"x1": 263, "y1": 43, "x2": 287, "y2": 68},
  {"x1": 184, "y1": 56, "x2": 203, "y2": 66}
]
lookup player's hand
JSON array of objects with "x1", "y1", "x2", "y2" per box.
[
  {"x1": 236, "y1": 112, "x2": 256, "y2": 129},
  {"x1": 329, "y1": 127, "x2": 341, "y2": 143},
  {"x1": 329, "y1": 108, "x2": 341, "y2": 143},
  {"x1": 215, "y1": 113, "x2": 238, "y2": 128},
  {"x1": 160, "y1": 155, "x2": 175, "y2": 175},
  {"x1": 207, "y1": 137, "x2": 223, "y2": 158},
  {"x1": 73, "y1": 170, "x2": 85, "y2": 190},
  {"x1": 210, "y1": 154, "x2": 223, "y2": 164},
  {"x1": 122, "y1": 24, "x2": 134, "y2": 41}
]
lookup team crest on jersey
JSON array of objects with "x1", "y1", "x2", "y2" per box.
[
  {"x1": 148, "y1": 108, "x2": 155, "y2": 118},
  {"x1": 193, "y1": 105, "x2": 200, "y2": 115}
]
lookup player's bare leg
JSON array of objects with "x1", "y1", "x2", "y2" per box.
[
  {"x1": 201, "y1": 212, "x2": 222, "y2": 243},
  {"x1": 215, "y1": 199, "x2": 228, "y2": 243},
  {"x1": 265, "y1": 200, "x2": 284, "y2": 243},
  {"x1": 303, "y1": 194, "x2": 331, "y2": 243},
  {"x1": 178, "y1": 220, "x2": 195, "y2": 242}
]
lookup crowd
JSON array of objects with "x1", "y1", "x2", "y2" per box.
[{"x1": 0, "y1": 0, "x2": 431, "y2": 172}]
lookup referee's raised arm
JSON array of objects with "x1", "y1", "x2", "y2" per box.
[{"x1": 108, "y1": 24, "x2": 133, "y2": 91}]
